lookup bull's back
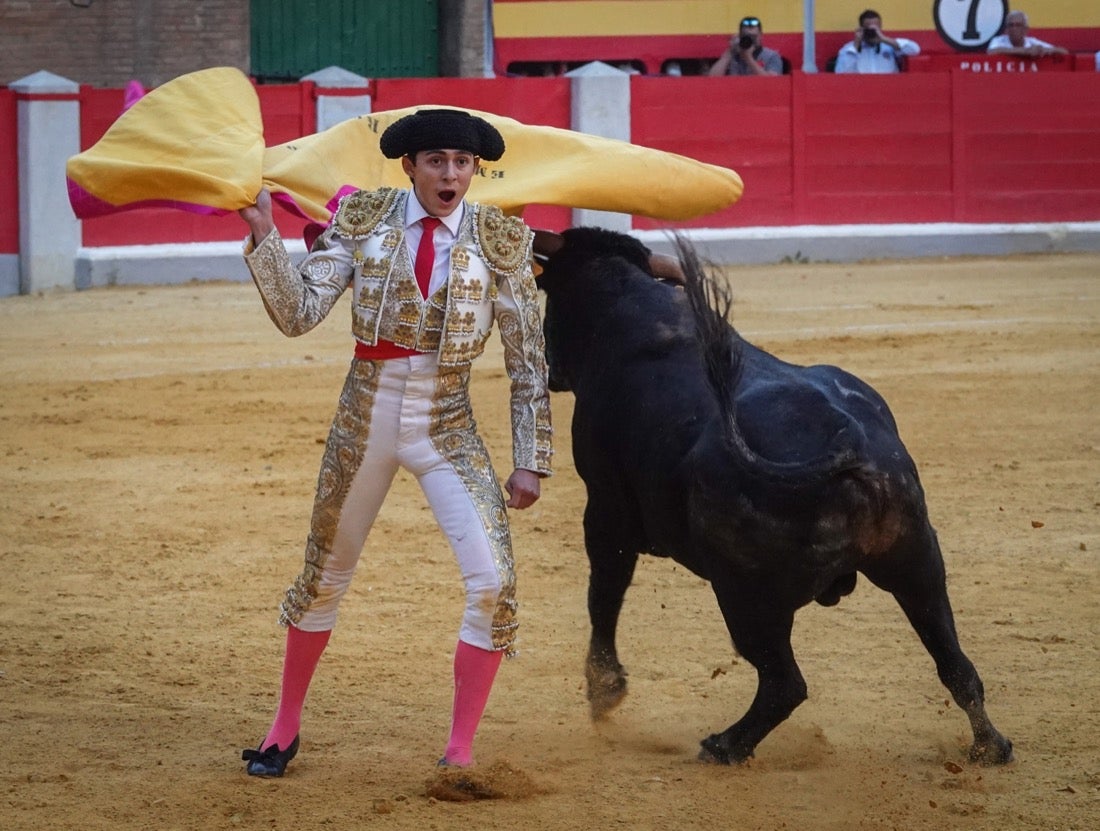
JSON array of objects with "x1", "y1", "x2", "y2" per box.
[{"x1": 735, "y1": 345, "x2": 910, "y2": 474}]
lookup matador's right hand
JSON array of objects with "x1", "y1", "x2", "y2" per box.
[{"x1": 239, "y1": 187, "x2": 275, "y2": 244}]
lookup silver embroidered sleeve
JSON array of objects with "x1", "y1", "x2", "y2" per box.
[
  {"x1": 495, "y1": 261, "x2": 553, "y2": 476},
  {"x1": 243, "y1": 228, "x2": 353, "y2": 336}
]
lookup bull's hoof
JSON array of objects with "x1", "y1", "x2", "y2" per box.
[
  {"x1": 698, "y1": 734, "x2": 752, "y2": 765},
  {"x1": 585, "y1": 662, "x2": 628, "y2": 721},
  {"x1": 587, "y1": 673, "x2": 627, "y2": 720},
  {"x1": 968, "y1": 734, "x2": 1014, "y2": 766}
]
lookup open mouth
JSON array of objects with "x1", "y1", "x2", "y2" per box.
[{"x1": 439, "y1": 190, "x2": 456, "y2": 204}]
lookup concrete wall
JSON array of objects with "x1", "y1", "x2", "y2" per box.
[
  {"x1": 12, "y1": 71, "x2": 81, "y2": 294},
  {"x1": 439, "y1": 0, "x2": 493, "y2": 78}
]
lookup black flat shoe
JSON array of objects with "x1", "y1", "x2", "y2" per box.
[{"x1": 242, "y1": 735, "x2": 300, "y2": 777}]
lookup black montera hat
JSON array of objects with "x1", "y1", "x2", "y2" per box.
[{"x1": 379, "y1": 108, "x2": 506, "y2": 161}]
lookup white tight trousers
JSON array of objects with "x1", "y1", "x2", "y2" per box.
[{"x1": 280, "y1": 353, "x2": 516, "y2": 652}]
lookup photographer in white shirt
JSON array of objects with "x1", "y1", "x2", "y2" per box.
[{"x1": 835, "y1": 9, "x2": 920, "y2": 74}]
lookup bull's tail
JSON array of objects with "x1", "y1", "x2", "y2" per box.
[{"x1": 674, "y1": 236, "x2": 865, "y2": 487}]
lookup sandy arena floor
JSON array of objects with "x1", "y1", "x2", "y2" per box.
[{"x1": 1, "y1": 252, "x2": 1097, "y2": 830}]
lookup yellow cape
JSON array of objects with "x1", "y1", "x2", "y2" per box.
[
  {"x1": 67, "y1": 67, "x2": 743, "y2": 223},
  {"x1": 66, "y1": 68, "x2": 265, "y2": 217}
]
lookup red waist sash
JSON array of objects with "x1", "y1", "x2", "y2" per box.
[{"x1": 354, "y1": 339, "x2": 427, "y2": 361}]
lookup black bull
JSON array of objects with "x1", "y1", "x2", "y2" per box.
[{"x1": 533, "y1": 226, "x2": 1012, "y2": 766}]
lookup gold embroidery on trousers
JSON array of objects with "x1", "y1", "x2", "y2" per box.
[
  {"x1": 279, "y1": 360, "x2": 380, "y2": 626},
  {"x1": 427, "y1": 367, "x2": 519, "y2": 655}
]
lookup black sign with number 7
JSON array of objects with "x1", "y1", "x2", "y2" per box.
[{"x1": 933, "y1": 0, "x2": 1009, "y2": 51}]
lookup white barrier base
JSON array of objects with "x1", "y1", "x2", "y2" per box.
[
  {"x1": 73, "y1": 239, "x2": 308, "y2": 289},
  {"x1": 0, "y1": 253, "x2": 18, "y2": 295},
  {"x1": 636, "y1": 221, "x2": 1100, "y2": 266}
]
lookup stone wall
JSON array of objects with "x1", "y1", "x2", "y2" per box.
[
  {"x1": 0, "y1": 0, "x2": 249, "y2": 88},
  {"x1": 0, "y1": 1, "x2": 499, "y2": 88}
]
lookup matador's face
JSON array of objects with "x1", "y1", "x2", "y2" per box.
[{"x1": 402, "y1": 149, "x2": 479, "y2": 217}]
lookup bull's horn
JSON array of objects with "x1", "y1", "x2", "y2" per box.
[
  {"x1": 649, "y1": 253, "x2": 686, "y2": 285},
  {"x1": 532, "y1": 229, "x2": 565, "y2": 263}
]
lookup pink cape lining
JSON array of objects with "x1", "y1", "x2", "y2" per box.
[{"x1": 66, "y1": 178, "x2": 229, "y2": 219}]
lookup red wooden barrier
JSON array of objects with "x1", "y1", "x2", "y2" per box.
[
  {"x1": 952, "y1": 72, "x2": 1100, "y2": 223},
  {"x1": 630, "y1": 75, "x2": 793, "y2": 230},
  {"x1": 795, "y1": 72, "x2": 954, "y2": 225},
  {"x1": 1073, "y1": 52, "x2": 1100, "y2": 71},
  {"x1": 0, "y1": 89, "x2": 18, "y2": 255},
  {"x1": 632, "y1": 73, "x2": 957, "y2": 228}
]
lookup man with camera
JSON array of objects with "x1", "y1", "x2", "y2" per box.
[
  {"x1": 835, "y1": 9, "x2": 920, "y2": 74},
  {"x1": 708, "y1": 16, "x2": 784, "y2": 77}
]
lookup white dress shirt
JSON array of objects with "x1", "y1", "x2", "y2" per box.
[
  {"x1": 404, "y1": 194, "x2": 465, "y2": 295},
  {"x1": 835, "y1": 38, "x2": 921, "y2": 74}
]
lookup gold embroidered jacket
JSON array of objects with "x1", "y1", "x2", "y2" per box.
[{"x1": 243, "y1": 187, "x2": 552, "y2": 475}]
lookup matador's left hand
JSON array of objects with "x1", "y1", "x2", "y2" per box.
[{"x1": 505, "y1": 469, "x2": 542, "y2": 510}]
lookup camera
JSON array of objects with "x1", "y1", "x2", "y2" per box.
[
  {"x1": 862, "y1": 27, "x2": 879, "y2": 43},
  {"x1": 738, "y1": 34, "x2": 754, "y2": 49}
]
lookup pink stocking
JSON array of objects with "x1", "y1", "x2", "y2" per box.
[
  {"x1": 443, "y1": 640, "x2": 504, "y2": 766},
  {"x1": 261, "y1": 625, "x2": 331, "y2": 752}
]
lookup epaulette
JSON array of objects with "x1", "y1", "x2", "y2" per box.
[
  {"x1": 332, "y1": 187, "x2": 399, "y2": 239},
  {"x1": 476, "y1": 204, "x2": 532, "y2": 275}
]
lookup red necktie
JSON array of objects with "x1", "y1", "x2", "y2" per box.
[{"x1": 414, "y1": 217, "x2": 442, "y2": 298}]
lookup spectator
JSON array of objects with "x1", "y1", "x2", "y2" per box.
[
  {"x1": 987, "y1": 10, "x2": 1069, "y2": 57},
  {"x1": 834, "y1": 9, "x2": 920, "y2": 74},
  {"x1": 708, "y1": 16, "x2": 784, "y2": 76}
]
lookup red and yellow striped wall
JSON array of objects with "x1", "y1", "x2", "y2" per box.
[{"x1": 492, "y1": 0, "x2": 1100, "y2": 74}]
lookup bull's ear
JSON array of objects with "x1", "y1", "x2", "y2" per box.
[{"x1": 532, "y1": 228, "x2": 564, "y2": 266}]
